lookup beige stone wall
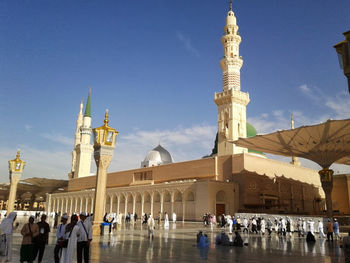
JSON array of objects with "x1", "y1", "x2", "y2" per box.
[
  {"x1": 232, "y1": 153, "x2": 324, "y2": 197},
  {"x1": 68, "y1": 157, "x2": 216, "y2": 192},
  {"x1": 231, "y1": 171, "x2": 323, "y2": 214},
  {"x1": 332, "y1": 174, "x2": 350, "y2": 214}
]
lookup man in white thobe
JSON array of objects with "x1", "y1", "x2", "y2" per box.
[
  {"x1": 77, "y1": 212, "x2": 92, "y2": 263},
  {"x1": 318, "y1": 220, "x2": 325, "y2": 238}
]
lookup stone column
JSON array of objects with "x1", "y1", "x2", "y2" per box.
[
  {"x1": 85, "y1": 197, "x2": 88, "y2": 213},
  {"x1": 74, "y1": 198, "x2": 78, "y2": 214},
  {"x1": 60, "y1": 198, "x2": 64, "y2": 214},
  {"x1": 80, "y1": 197, "x2": 83, "y2": 213},
  {"x1": 46, "y1": 193, "x2": 52, "y2": 215},
  {"x1": 160, "y1": 192, "x2": 164, "y2": 214},
  {"x1": 150, "y1": 192, "x2": 154, "y2": 216},
  {"x1": 69, "y1": 198, "x2": 73, "y2": 215},
  {"x1": 141, "y1": 194, "x2": 145, "y2": 216},
  {"x1": 124, "y1": 195, "x2": 128, "y2": 216},
  {"x1": 109, "y1": 194, "x2": 113, "y2": 213},
  {"x1": 64, "y1": 198, "x2": 68, "y2": 213},
  {"x1": 170, "y1": 193, "x2": 175, "y2": 215},
  {"x1": 7, "y1": 173, "x2": 21, "y2": 214},
  {"x1": 182, "y1": 201, "x2": 185, "y2": 222},
  {"x1": 132, "y1": 194, "x2": 136, "y2": 214},
  {"x1": 91, "y1": 196, "x2": 94, "y2": 214},
  {"x1": 117, "y1": 195, "x2": 120, "y2": 215},
  {"x1": 92, "y1": 145, "x2": 114, "y2": 235}
]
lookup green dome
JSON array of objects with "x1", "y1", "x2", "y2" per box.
[
  {"x1": 246, "y1": 122, "x2": 257, "y2": 138},
  {"x1": 246, "y1": 122, "x2": 264, "y2": 155}
]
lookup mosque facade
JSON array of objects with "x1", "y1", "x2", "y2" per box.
[{"x1": 47, "y1": 4, "x2": 324, "y2": 221}]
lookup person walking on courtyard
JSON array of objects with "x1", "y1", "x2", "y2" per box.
[
  {"x1": 158, "y1": 211, "x2": 162, "y2": 226},
  {"x1": 281, "y1": 217, "x2": 287, "y2": 236},
  {"x1": 333, "y1": 219, "x2": 340, "y2": 240},
  {"x1": 164, "y1": 212, "x2": 169, "y2": 229},
  {"x1": 302, "y1": 219, "x2": 307, "y2": 237},
  {"x1": 172, "y1": 212, "x2": 177, "y2": 224},
  {"x1": 297, "y1": 218, "x2": 303, "y2": 237},
  {"x1": 20, "y1": 215, "x2": 39, "y2": 263},
  {"x1": 236, "y1": 216, "x2": 241, "y2": 231},
  {"x1": 327, "y1": 219, "x2": 334, "y2": 242},
  {"x1": 54, "y1": 214, "x2": 68, "y2": 263},
  {"x1": 260, "y1": 218, "x2": 266, "y2": 236},
  {"x1": 77, "y1": 212, "x2": 92, "y2": 263},
  {"x1": 251, "y1": 217, "x2": 258, "y2": 234},
  {"x1": 228, "y1": 216, "x2": 233, "y2": 234},
  {"x1": 0, "y1": 212, "x2": 19, "y2": 262},
  {"x1": 33, "y1": 214, "x2": 50, "y2": 263},
  {"x1": 307, "y1": 219, "x2": 315, "y2": 235},
  {"x1": 266, "y1": 219, "x2": 272, "y2": 236},
  {"x1": 60, "y1": 215, "x2": 80, "y2": 263},
  {"x1": 243, "y1": 218, "x2": 249, "y2": 234},
  {"x1": 147, "y1": 214, "x2": 155, "y2": 239},
  {"x1": 54, "y1": 212, "x2": 59, "y2": 229},
  {"x1": 318, "y1": 219, "x2": 325, "y2": 238}
]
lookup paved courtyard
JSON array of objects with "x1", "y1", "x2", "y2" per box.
[{"x1": 2, "y1": 219, "x2": 346, "y2": 263}]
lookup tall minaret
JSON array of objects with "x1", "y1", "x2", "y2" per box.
[
  {"x1": 74, "y1": 88, "x2": 93, "y2": 178},
  {"x1": 214, "y1": 1, "x2": 250, "y2": 156},
  {"x1": 70, "y1": 100, "x2": 84, "y2": 177},
  {"x1": 290, "y1": 113, "x2": 301, "y2": 166}
]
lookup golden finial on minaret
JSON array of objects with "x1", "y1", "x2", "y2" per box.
[
  {"x1": 104, "y1": 109, "x2": 109, "y2": 126},
  {"x1": 229, "y1": 0, "x2": 233, "y2": 11},
  {"x1": 16, "y1": 149, "x2": 21, "y2": 161},
  {"x1": 291, "y1": 112, "x2": 295, "y2": 129}
]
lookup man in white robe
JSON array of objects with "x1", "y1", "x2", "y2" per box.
[
  {"x1": 60, "y1": 215, "x2": 80, "y2": 263},
  {"x1": 0, "y1": 212, "x2": 18, "y2": 262},
  {"x1": 172, "y1": 212, "x2": 177, "y2": 223},
  {"x1": 164, "y1": 212, "x2": 169, "y2": 229},
  {"x1": 147, "y1": 215, "x2": 155, "y2": 239},
  {"x1": 318, "y1": 220, "x2": 325, "y2": 238}
]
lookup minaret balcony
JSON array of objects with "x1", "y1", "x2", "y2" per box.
[{"x1": 214, "y1": 89, "x2": 250, "y2": 106}]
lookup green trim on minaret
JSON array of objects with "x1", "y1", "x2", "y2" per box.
[{"x1": 84, "y1": 88, "x2": 91, "y2": 117}]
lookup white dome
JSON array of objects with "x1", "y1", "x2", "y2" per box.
[{"x1": 141, "y1": 144, "x2": 173, "y2": 167}]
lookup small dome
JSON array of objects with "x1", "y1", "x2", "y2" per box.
[
  {"x1": 141, "y1": 144, "x2": 173, "y2": 168},
  {"x1": 246, "y1": 123, "x2": 264, "y2": 156},
  {"x1": 246, "y1": 122, "x2": 257, "y2": 138}
]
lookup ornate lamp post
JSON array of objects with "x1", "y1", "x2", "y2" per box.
[
  {"x1": 334, "y1": 30, "x2": 350, "y2": 92},
  {"x1": 91, "y1": 110, "x2": 118, "y2": 235},
  {"x1": 8, "y1": 150, "x2": 26, "y2": 214}
]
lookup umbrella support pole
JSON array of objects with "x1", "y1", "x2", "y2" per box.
[{"x1": 319, "y1": 168, "x2": 334, "y2": 219}]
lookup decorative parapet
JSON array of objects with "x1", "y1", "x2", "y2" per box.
[{"x1": 214, "y1": 89, "x2": 250, "y2": 106}]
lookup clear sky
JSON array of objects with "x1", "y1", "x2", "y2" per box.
[{"x1": 1, "y1": 0, "x2": 350, "y2": 182}]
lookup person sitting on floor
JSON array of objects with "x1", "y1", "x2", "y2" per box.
[
  {"x1": 198, "y1": 234, "x2": 209, "y2": 248},
  {"x1": 197, "y1": 231, "x2": 203, "y2": 244},
  {"x1": 233, "y1": 231, "x2": 244, "y2": 247},
  {"x1": 306, "y1": 231, "x2": 316, "y2": 243}
]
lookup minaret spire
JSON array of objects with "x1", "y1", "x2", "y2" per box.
[
  {"x1": 74, "y1": 88, "x2": 94, "y2": 178},
  {"x1": 84, "y1": 87, "x2": 91, "y2": 117},
  {"x1": 290, "y1": 113, "x2": 301, "y2": 166},
  {"x1": 229, "y1": 0, "x2": 233, "y2": 11}
]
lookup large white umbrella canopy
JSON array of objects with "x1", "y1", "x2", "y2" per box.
[{"x1": 232, "y1": 119, "x2": 350, "y2": 168}]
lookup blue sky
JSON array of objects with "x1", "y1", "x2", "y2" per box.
[{"x1": 0, "y1": 0, "x2": 350, "y2": 181}]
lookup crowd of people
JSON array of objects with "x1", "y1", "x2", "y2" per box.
[
  {"x1": 0, "y1": 211, "x2": 347, "y2": 262},
  {"x1": 0, "y1": 211, "x2": 92, "y2": 263},
  {"x1": 201, "y1": 213, "x2": 342, "y2": 242}
]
